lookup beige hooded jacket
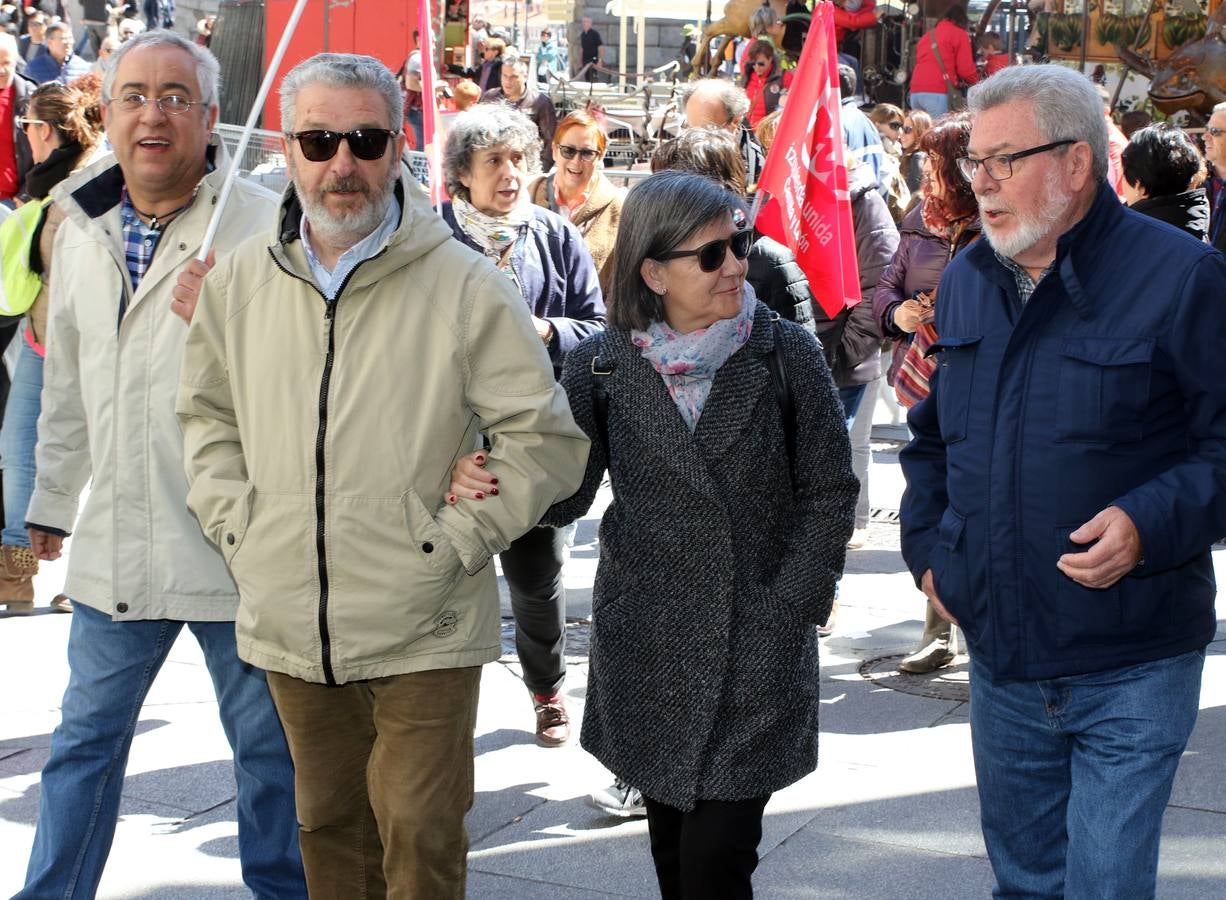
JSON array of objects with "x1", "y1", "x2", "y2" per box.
[
  {"x1": 177, "y1": 171, "x2": 590, "y2": 685},
  {"x1": 28, "y1": 144, "x2": 277, "y2": 620}
]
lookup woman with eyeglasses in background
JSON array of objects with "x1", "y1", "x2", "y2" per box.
[
  {"x1": 739, "y1": 39, "x2": 791, "y2": 129},
  {"x1": 449, "y1": 172, "x2": 856, "y2": 898},
  {"x1": 528, "y1": 108, "x2": 623, "y2": 284},
  {"x1": 440, "y1": 103, "x2": 605, "y2": 750},
  {"x1": 0, "y1": 76, "x2": 103, "y2": 612},
  {"x1": 899, "y1": 109, "x2": 932, "y2": 196},
  {"x1": 866, "y1": 102, "x2": 911, "y2": 222}
]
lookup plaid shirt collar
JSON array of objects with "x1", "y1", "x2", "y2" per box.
[
  {"x1": 994, "y1": 250, "x2": 1054, "y2": 306},
  {"x1": 119, "y1": 188, "x2": 167, "y2": 294}
]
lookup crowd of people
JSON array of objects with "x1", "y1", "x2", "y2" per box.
[{"x1": 0, "y1": 7, "x2": 1225, "y2": 900}]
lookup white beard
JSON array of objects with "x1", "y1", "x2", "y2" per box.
[{"x1": 979, "y1": 171, "x2": 1074, "y2": 261}]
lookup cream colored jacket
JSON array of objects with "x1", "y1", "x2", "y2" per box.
[
  {"x1": 177, "y1": 172, "x2": 590, "y2": 685},
  {"x1": 28, "y1": 145, "x2": 277, "y2": 620}
]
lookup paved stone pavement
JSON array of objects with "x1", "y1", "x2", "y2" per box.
[{"x1": 2, "y1": 423, "x2": 1224, "y2": 898}]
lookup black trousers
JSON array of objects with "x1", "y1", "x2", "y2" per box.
[
  {"x1": 499, "y1": 524, "x2": 567, "y2": 695},
  {"x1": 644, "y1": 795, "x2": 770, "y2": 900}
]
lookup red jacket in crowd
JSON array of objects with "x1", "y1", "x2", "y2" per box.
[{"x1": 910, "y1": 19, "x2": 980, "y2": 95}]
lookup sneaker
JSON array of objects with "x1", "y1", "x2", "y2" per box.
[
  {"x1": 532, "y1": 693, "x2": 570, "y2": 747},
  {"x1": 50, "y1": 594, "x2": 73, "y2": 613},
  {"x1": 847, "y1": 527, "x2": 870, "y2": 550},
  {"x1": 588, "y1": 779, "x2": 646, "y2": 818},
  {"x1": 816, "y1": 598, "x2": 839, "y2": 638}
]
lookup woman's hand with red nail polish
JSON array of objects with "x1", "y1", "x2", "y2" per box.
[{"x1": 448, "y1": 451, "x2": 498, "y2": 502}]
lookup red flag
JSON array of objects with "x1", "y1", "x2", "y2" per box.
[
  {"x1": 754, "y1": 1, "x2": 859, "y2": 319},
  {"x1": 417, "y1": 1, "x2": 447, "y2": 207}
]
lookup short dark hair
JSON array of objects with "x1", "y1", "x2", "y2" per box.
[
  {"x1": 1121, "y1": 124, "x2": 1202, "y2": 197},
  {"x1": 943, "y1": 5, "x2": 969, "y2": 29},
  {"x1": 607, "y1": 172, "x2": 744, "y2": 331},
  {"x1": 1119, "y1": 109, "x2": 1152, "y2": 139},
  {"x1": 650, "y1": 127, "x2": 748, "y2": 197}
]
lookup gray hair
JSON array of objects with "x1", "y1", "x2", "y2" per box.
[
  {"x1": 279, "y1": 52, "x2": 403, "y2": 134},
  {"x1": 967, "y1": 64, "x2": 1108, "y2": 184},
  {"x1": 607, "y1": 171, "x2": 743, "y2": 331},
  {"x1": 0, "y1": 33, "x2": 17, "y2": 55},
  {"x1": 1214, "y1": 101, "x2": 1226, "y2": 116},
  {"x1": 500, "y1": 53, "x2": 528, "y2": 74},
  {"x1": 102, "y1": 29, "x2": 221, "y2": 109},
  {"x1": 443, "y1": 103, "x2": 542, "y2": 200},
  {"x1": 680, "y1": 79, "x2": 751, "y2": 125},
  {"x1": 748, "y1": 5, "x2": 778, "y2": 36}
]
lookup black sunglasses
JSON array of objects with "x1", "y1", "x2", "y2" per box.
[
  {"x1": 886, "y1": 120, "x2": 903, "y2": 130},
  {"x1": 557, "y1": 144, "x2": 600, "y2": 161},
  {"x1": 287, "y1": 128, "x2": 400, "y2": 162},
  {"x1": 655, "y1": 229, "x2": 754, "y2": 272}
]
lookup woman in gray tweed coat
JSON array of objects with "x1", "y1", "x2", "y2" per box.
[{"x1": 451, "y1": 172, "x2": 856, "y2": 898}]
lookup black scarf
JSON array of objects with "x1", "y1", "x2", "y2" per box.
[{"x1": 24, "y1": 140, "x2": 84, "y2": 200}]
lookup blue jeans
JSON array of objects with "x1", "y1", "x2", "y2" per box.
[
  {"x1": 0, "y1": 338, "x2": 43, "y2": 547},
  {"x1": 19, "y1": 603, "x2": 307, "y2": 899},
  {"x1": 405, "y1": 105, "x2": 424, "y2": 152},
  {"x1": 970, "y1": 651, "x2": 1204, "y2": 899},
  {"x1": 909, "y1": 92, "x2": 949, "y2": 116},
  {"x1": 837, "y1": 383, "x2": 867, "y2": 430}
]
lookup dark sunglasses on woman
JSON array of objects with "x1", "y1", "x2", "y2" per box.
[
  {"x1": 655, "y1": 229, "x2": 754, "y2": 272},
  {"x1": 886, "y1": 120, "x2": 903, "y2": 131},
  {"x1": 556, "y1": 144, "x2": 601, "y2": 161},
  {"x1": 287, "y1": 128, "x2": 400, "y2": 162}
]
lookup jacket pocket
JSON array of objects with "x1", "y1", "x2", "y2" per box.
[
  {"x1": 221, "y1": 482, "x2": 255, "y2": 566},
  {"x1": 929, "y1": 506, "x2": 978, "y2": 640},
  {"x1": 402, "y1": 489, "x2": 466, "y2": 588},
  {"x1": 929, "y1": 335, "x2": 982, "y2": 444},
  {"x1": 1054, "y1": 338, "x2": 1153, "y2": 444},
  {"x1": 1052, "y1": 523, "x2": 1152, "y2": 647}
]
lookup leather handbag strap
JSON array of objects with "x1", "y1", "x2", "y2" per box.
[{"x1": 930, "y1": 32, "x2": 955, "y2": 89}]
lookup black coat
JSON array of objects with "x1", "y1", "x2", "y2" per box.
[
  {"x1": 1129, "y1": 189, "x2": 1209, "y2": 243},
  {"x1": 746, "y1": 232, "x2": 816, "y2": 335},
  {"x1": 544, "y1": 301, "x2": 857, "y2": 811}
]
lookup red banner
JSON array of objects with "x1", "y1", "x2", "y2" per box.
[
  {"x1": 417, "y1": 1, "x2": 447, "y2": 207},
  {"x1": 754, "y1": 1, "x2": 860, "y2": 319}
]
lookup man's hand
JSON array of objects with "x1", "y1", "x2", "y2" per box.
[
  {"x1": 30, "y1": 529, "x2": 64, "y2": 562},
  {"x1": 532, "y1": 316, "x2": 555, "y2": 344},
  {"x1": 1057, "y1": 506, "x2": 1143, "y2": 589},
  {"x1": 170, "y1": 250, "x2": 215, "y2": 324},
  {"x1": 921, "y1": 569, "x2": 959, "y2": 625}
]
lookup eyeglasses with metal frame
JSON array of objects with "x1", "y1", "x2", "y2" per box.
[
  {"x1": 108, "y1": 92, "x2": 202, "y2": 116},
  {"x1": 956, "y1": 139, "x2": 1077, "y2": 182}
]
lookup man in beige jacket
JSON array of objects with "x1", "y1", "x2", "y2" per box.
[
  {"x1": 176, "y1": 53, "x2": 590, "y2": 899},
  {"x1": 18, "y1": 31, "x2": 306, "y2": 900}
]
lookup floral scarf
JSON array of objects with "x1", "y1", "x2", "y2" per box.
[
  {"x1": 631, "y1": 288, "x2": 755, "y2": 433},
  {"x1": 452, "y1": 194, "x2": 534, "y2": 261}
]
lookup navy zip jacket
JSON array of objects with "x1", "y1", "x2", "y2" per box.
[
  {"x1": 441, "y1": 203, "x2": 605, "y2": 375},
  {"x1": 900, "y1": 182, "x2": 1226, "y2": 681}
]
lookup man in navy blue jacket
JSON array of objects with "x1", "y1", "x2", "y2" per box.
[{"x1": 900, "y1": 64, "x2": 1226, "y2": 898}]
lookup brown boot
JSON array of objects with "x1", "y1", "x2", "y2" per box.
[
  {"x1": 0, "y1": 544, "x2": 38, "y2": 611},
  {"x1": 898, "y1": 600, "x2": 955, "y2": 674}
]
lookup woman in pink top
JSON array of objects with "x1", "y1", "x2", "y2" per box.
[{"x1": 909, "y1": 6, "x2": 979, "y2": 116}]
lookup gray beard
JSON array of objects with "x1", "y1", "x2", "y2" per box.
[
  {"x1": 980, "y1": 171, "x2": 1073, "y2": 261},
  {"x1": 292, "y1": 163, "x2": 399, "y2": 250}
]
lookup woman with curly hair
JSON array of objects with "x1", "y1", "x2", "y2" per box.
[{"x1": 871, "y1": 112, "x2": 979, "y2": 674}]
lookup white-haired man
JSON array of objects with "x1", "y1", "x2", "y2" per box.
[
  {"x1": 682, "y1": 78, "x2": 765, "y2": 189},
  {"x1": 176, "y1": 52, "x2": 589, "y2": 898},
  {"x1": 900, "y1": 65, "x2": 1226, "y2": 897},
  {"x1": 16, "y1": 30, "x2": 306, "y2": 899}
]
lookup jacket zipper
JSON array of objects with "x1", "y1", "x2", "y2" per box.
[{"x1": 267, "y1": 246, "x2": 385, "y2": 685}]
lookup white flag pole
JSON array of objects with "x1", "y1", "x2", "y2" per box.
[{"x1": 197, "y1": 0, "x2": 312, "y2": 261}]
